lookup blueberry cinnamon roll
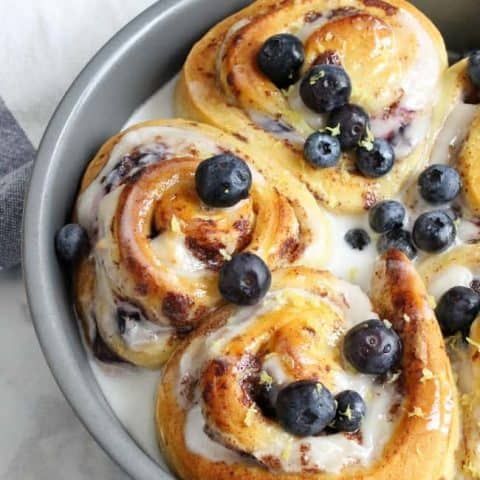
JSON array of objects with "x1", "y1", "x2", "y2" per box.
[
  {"x1": 156, "y1": 251, "x2": 458, "y2": 479},
  {"x1": 72, "y1": 119, "x2": 329, "y2": 368},
  {"x1": 177, "y1": 0, "x2": 447, "y2": 212},
  {"x1": 419, "y1": 245, "x2": 480, "y2": 478}
]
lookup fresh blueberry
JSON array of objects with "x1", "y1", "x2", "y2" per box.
[
  {"x1": 254, "y1": 380, "x2": 278, "y2": 418},
  {"x1": 257, "y1": 34, "x2": 305, "y2": 89},
  {"x1": 343, "y1": 319, "x2": 402, "y2": 375},
  {"x1": 412, "y1": 210, "x2": 456, "y2": 253},
  {"x1": 377, "y1": 228, "x2": 417, "y2": 260},
  {"x1": 300, "y1": 65, "x2": 351, "y2": 113},
  {"x1": 219, "y1": 252, "x2": 271, "y2": 305},
  {"x1": 327, "y1": 104, "x2": 370, "y2": 149},
  {"x1": 195, "y1": 154, "x2": 252, "y2": 208},
  {"x1": 331, "y1": 390, "x2": 366, "y2": 433},
  {"x1": 418, "y1": 164, "x2": 462, "y2": 204},
  {"x1": 275, "y1": 380, "x2": 336, "y2": 437},
  {"x1": 55, "y1": 223, "x2": 89, "y2": 265},
  {"x1": 304, "y1": 132, "x2": 341, "y2": 168},
  {"x1": 435, "y1": 286, "x2": 480, "y2": 336},
  {"x1": 356, "y1": 139, "x2": 395, "y2": 178},
  {"x1": 344, "y1": 229, "x2": 371, "y2": 251},
  {"x1": 369, "y1": 201, "x2": 406, "y2": 233},
  {"x1": 468, "y1": 51, "x2": 480, "y2": 88}
]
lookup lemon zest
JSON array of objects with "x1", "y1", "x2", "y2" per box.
[
  {"x1": 420, "y1": 368, "x2": 435, "y2": 383},
  {"x1": 281, "y1": 439, "x2": 293, "y2": 461},
  {"x1": 309, "y1": 70, "x2": 325, "y2": 85},
  {"x1": 408, "y1": 406, "x2": 426, "y2": 418},
  {"x1": 170, "y1": 215, "x2": 182, "y2": 234},
  {"x1": 467, "y1": 336, "x2": 480, "y2": 352},
  {"x1": 244, "y1": 405, "x2": 257, "y2": 427},
  {"x1": 348, "y1": 267, "x2": 359, "y2": 282},
  {"x1": 358, "y1": 126, "x2": 374, "y2": 151},
  {"x1": 219, "y1": 248, "x2": 232, "y2": 261},
  {"x1": 324, "y1": 123, "x2": 341, "y2": 137},
  {"x1": 259, "y1": 371, "x2": 273, "y2": 385},
  {"x1": 386, "y1": 371, "x2": 401, "y2": 384}
]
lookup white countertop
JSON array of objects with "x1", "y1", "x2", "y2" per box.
[{"x1": 0, "y1": 268, "x2": 129, "y2": 480}]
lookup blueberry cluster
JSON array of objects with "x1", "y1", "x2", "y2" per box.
[
  {"x1": 255, "y1": 379, "x2": 367, "y2": 437},
  {"x1": 254, "y1": 315, "x2": 402, "y2": 437},
  {"x1": 257, "y1": 34, "x2": 395, "y2": 178},
  {"x1": 364, "y1": 161, "x2": 462, "y2": 258}
]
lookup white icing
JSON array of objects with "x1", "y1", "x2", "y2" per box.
[
  {"x1": 286, "y1": 82, "x2": 326, "y2": 131},
  {"x1": 185, "y1": 406, "x2": 246, "y2": 463},
  {"x1": 430, "y1": 102, "x2": 478, "y2": 166},
  {"x1": 395, "y1": 10, "x2": 440, "y2": 113},
  {"x1": 294, "y1": 14, "x2": 329, "y2": 42},
  {"x1": 326, "y1": 212, "x2": 378, "y2": 293},
  {"x1": 149, "y1": 232, "x2": 208, "y2": 275},
  {"x1": 247, "y1": 109, "x2": 306, "y2": 144},
  {"x1": 262, "y1": 354, "x2": 291, "y2": 385},
  {"x1": 216, "y1": 18, "x2": 252, "y2": 77},
  {"x1": 429, "y1": 266, "x2": 474, "y2": 301},
  {"x1": 89, "y1": 361, "x2": 163, "y2": 463}
]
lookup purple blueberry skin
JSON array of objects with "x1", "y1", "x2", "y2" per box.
[
  {"x1": 218, "y1": 252, "x2": 271, "y2": 306},
  {"x1": 275, "y1": 380, "x2": 336, "y2": 437},
  {"x1": 55, "y1": 223, "x2": 89, "y2": 265},
  {"x1": 300, "y1": 65, "x2": 352, "y2": 114},
  {"x1": 257, "y1": 34, "x2": 305, "y2": 89},
  {"x1": 343, "y1": 319, "x2": 402, "y2": 375},
  {"x1": 435, "y1": 286, "x2": 480, "y2": 336},
  {"x1": 412, "y1": 210, "x2": 456, "y2": 253},
  {"x1": 195, "y1": 154, "x2": 252, "y2": 208}
]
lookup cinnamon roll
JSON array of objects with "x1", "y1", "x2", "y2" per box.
[
  {"x1": 177, "y1": 0, "x2": 447, "y2": 212},
  {"x1": 73, "y1": 119, "x2": 330, "y2": 368},
  {"x1": 156, "y1": 251, "x2": 458, "y2": 479},
  {"x1": 414, "y1": 56, "x2": 480, "y2": 478},
  {"x1": 419, "y1": 246, "x2": 480, "y2": 479}
]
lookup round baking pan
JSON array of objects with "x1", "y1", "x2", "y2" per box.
[{"x1": 23, "y1": 1, "x2": 480, "y2": 478}]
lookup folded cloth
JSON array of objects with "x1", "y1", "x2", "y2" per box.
[{"x1": 0, "y1": 0, "x2": 155, "y2": 270}]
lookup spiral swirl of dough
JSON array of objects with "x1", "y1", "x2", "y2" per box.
[{"x1": 74, "y1": 119, "x2": 330, "y2": 368}]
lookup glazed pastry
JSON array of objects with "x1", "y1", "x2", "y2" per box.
[
  {"x1": 177, "y1": 0, "x2": 447, "y2": 212},
  {"x1": 156, "y1": 252, "x2": 458, "y2": 480},
  {"x1": 419, "y1": 246, "x2": 480, "y2": 479},
  {"x1": 73, "y1": 119, "x2": 330, "y2": 368},
  {"x1": 415, "y1": 57, "x2": 480, "y2": 479}
]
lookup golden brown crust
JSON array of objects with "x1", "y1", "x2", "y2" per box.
[
  {"x1": 156, "y1": 256, "x2": 458, "y2": 479},
  {"x1": 419, "y1": 245, "x2": 480, "y2": 477},
  {"x1": 177, "y1": 0, "x2": 448, "y2": 212}
]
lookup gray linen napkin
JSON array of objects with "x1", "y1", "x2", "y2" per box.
[{"x1": 0, "y1": 98, "x2": 35, "y2": 270}]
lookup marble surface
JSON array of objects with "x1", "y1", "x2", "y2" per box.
[{"x1": 0, "y1": 268, "x2": 129, "y2": 480}]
